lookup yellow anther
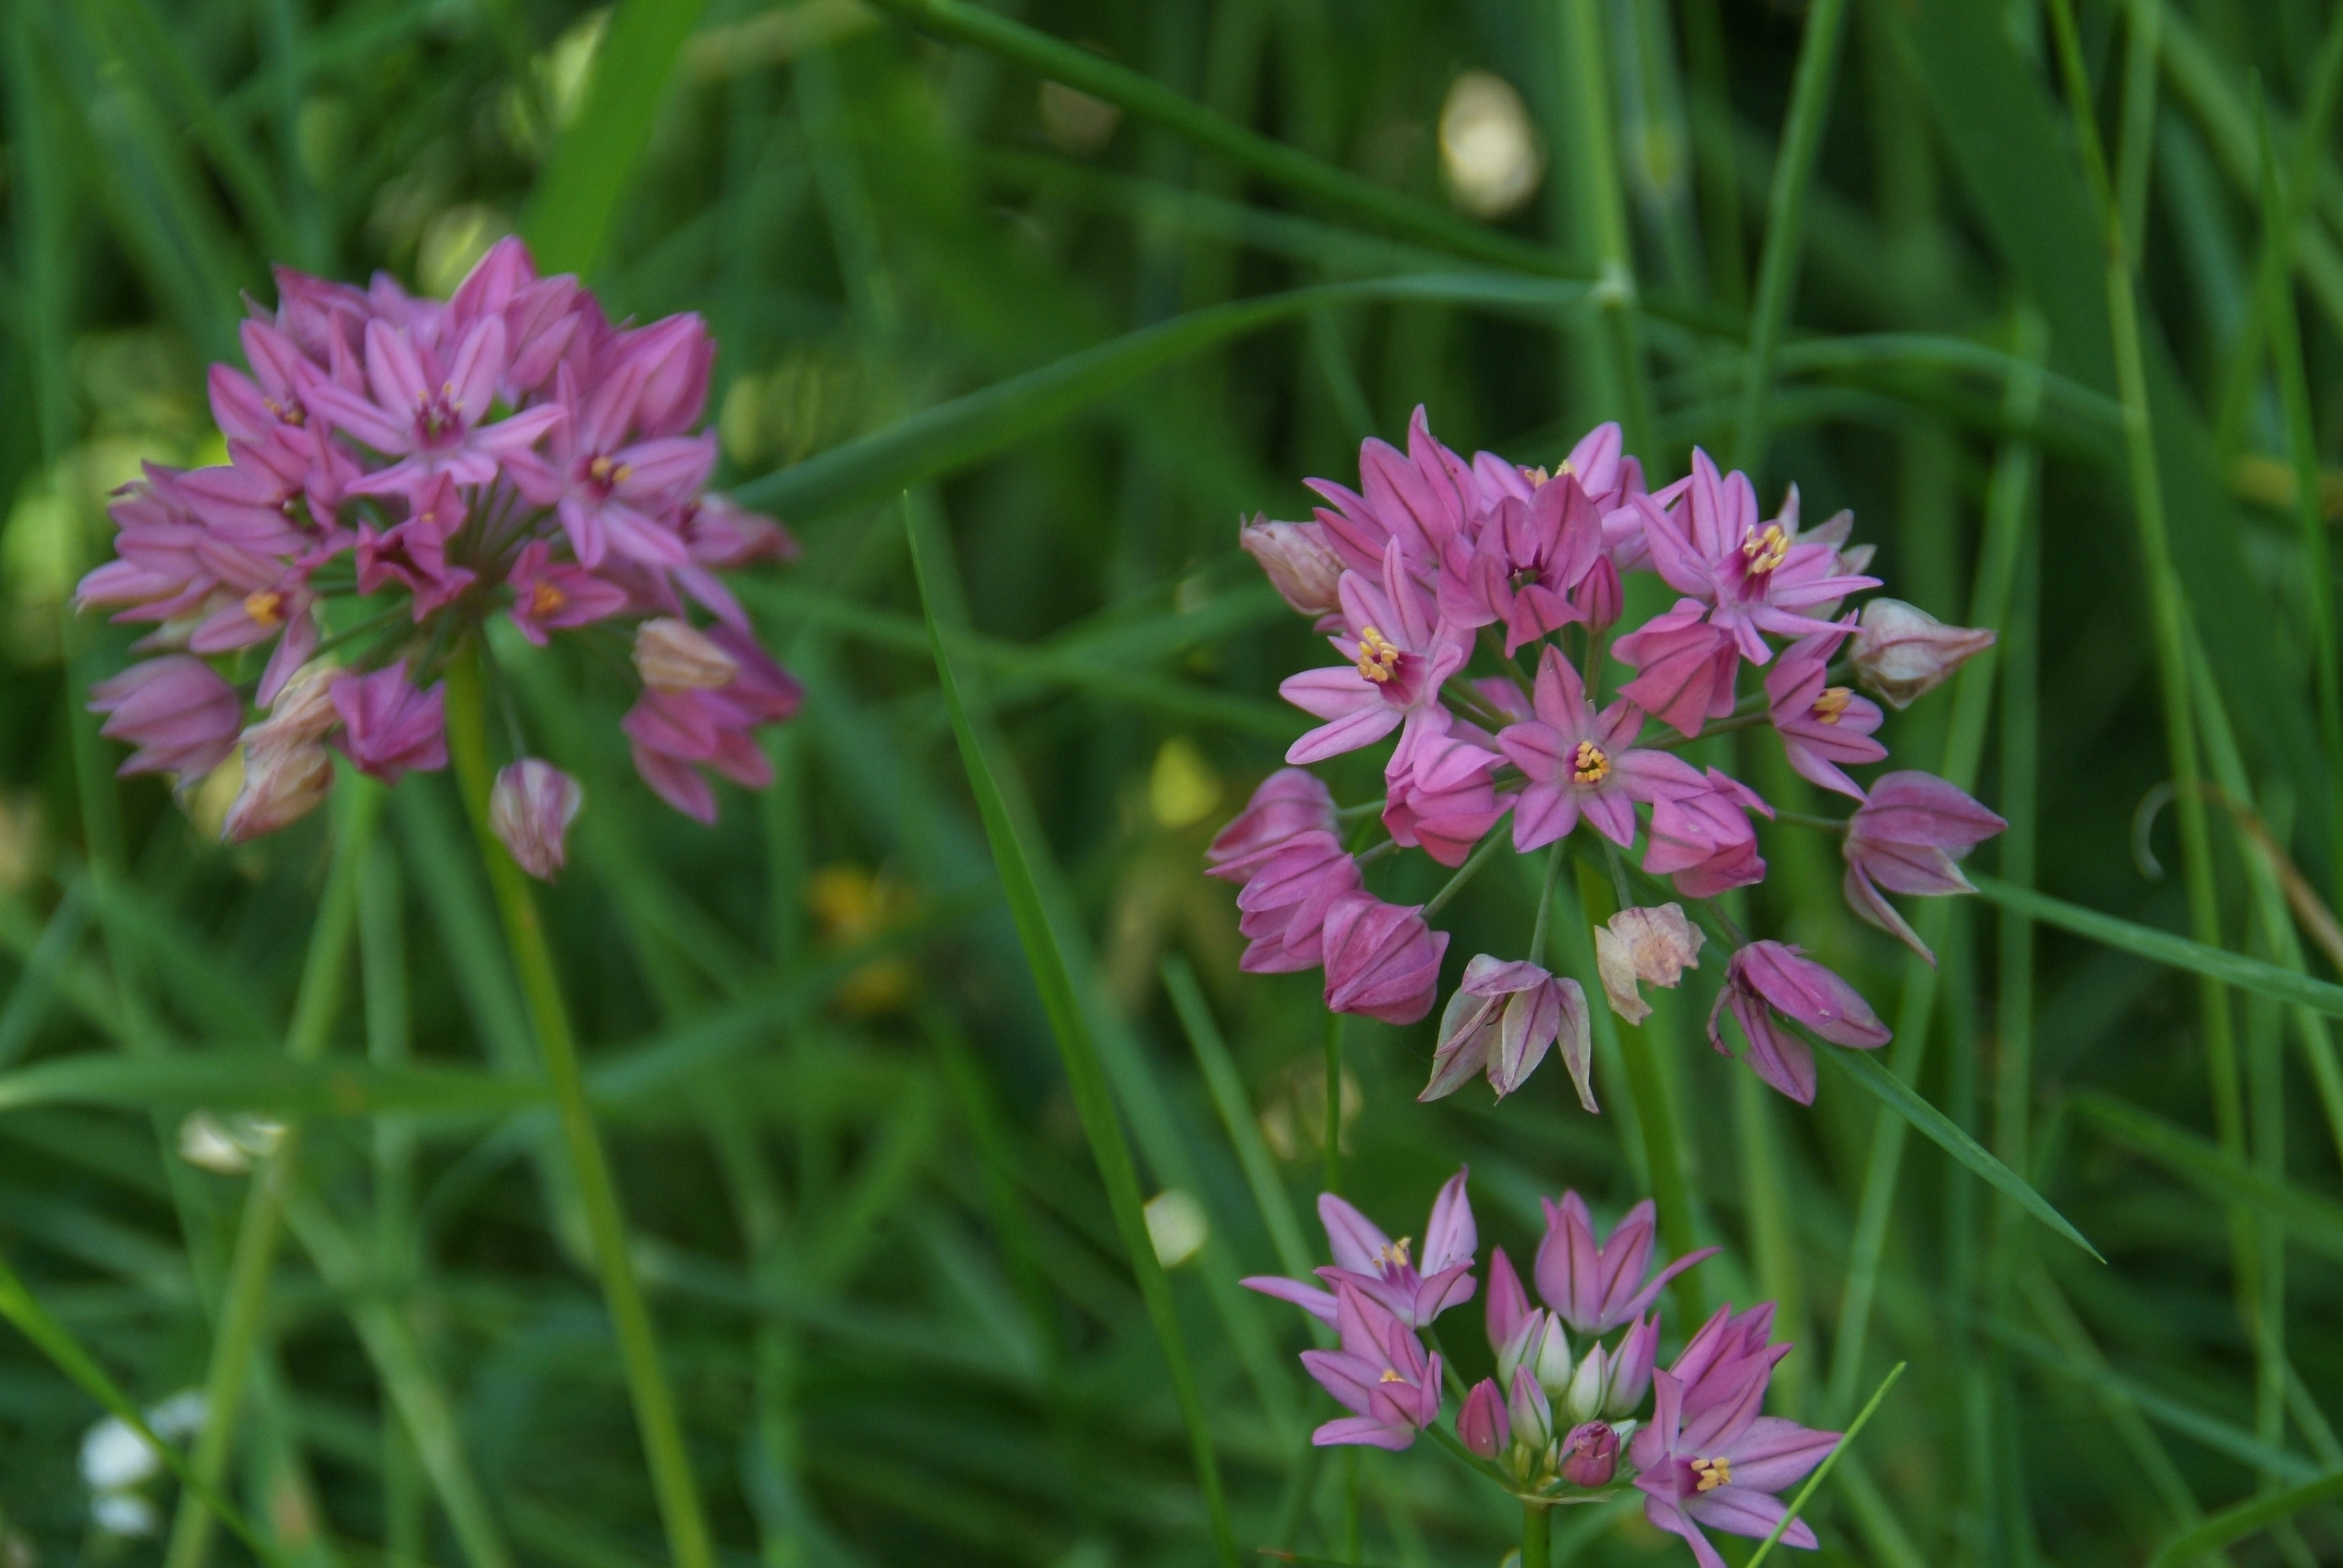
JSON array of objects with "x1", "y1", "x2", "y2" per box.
[
  {"x1": 589, "y1": 455, "x2": 618, "y2": 485},
  {"x1": 530, "y1": 582, "x2": 568, "y2": 617},
  {"x1": 1558, "y1": 457, "x2": 1577, "y2": 476},
  {"x1": 1740, "y1": 524, "x2": 1790, "y2": 575},
  {"x1": 1355, "y1": 626, "x2": 1403, "y2": 683},
  {"x1": 1374, "y1": 1237, "x2": 1413, "y2": 1270},
  {"x1": 1811, "y1": 687, "x2": 1852, "y2": 725},
  {"x1": 244, "y1": 589, "x2": 284, "y2": 628},
  {"x1": 1378, "y1": 1369, "x2": 1406, "y2": 1384},
  {"x1": 1521, "y1": 465, "x2": 1551, "y2": 486},
  {"x1": 1691, "y1": 1457, "x2": 1731, "y2": 1493},
  {"x1": 1571, "y1": 739, "x2": 1611, "y2": 786}
]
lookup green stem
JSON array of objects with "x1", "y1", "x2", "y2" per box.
[
  {"x1": 1528, "y1": 842, "x2": 1565, "y2": 968},
  {"x1": 443, "y1": 644, "x2": 718, "y2": 1568},
  {"x1": 1323, "y1": 1006, "x2": 1343, "y2": 1196},
  {"x1": 1522, "y1": 1499, "x2": 1552, "y2": 1568},
  {"x1": 1421, "y1": 827, "x2": 1513, "y2": 918},
  {"x1": 165, "y1": 777, "x2": 379, "y2": 1568},
  {"x1": 1558, "y1": 0, "x2": 1657, "y2": 458},
  {"x1": 1729, "y1": 0, "x2": 1852, "y2": 479}
]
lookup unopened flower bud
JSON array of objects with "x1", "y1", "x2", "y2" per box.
[
  {"x1": 491, "y1": 760, "x2": 584, "y2": 881},
  {"x1": 1605, "y1": 1315, "x2": 1658, "y2": 1416},
  {"x1": 633, "y1": 617, "x2": 738, "y2": 692},
  {"x1": 1557, "y1": 1421, "x2": 1619, "y2": 1488},
  {"x1": 1506, "y1": 1366, "x2": 1554, "y2": 1454},
  {"x1": 1459, "y1": 1378, "x2": 1510, "y2": 1460},
  {"x1": 1530, "y1": 1315, "x2": 1577, "y2": 1398},
  {"x1": 1852, "y1": 598, "x2": 1995, "y2": 709},
  {"x1": 1563, "y1": 1343, "x2": 1609, "y2": 1423},
  {"x1": 1240, "y1": 515, "x2": 1345, "y2": 618},
  {"x1": 223, "y1": 665, "x2": 341, "y2": 843}
]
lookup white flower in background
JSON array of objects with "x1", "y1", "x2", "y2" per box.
[
  {"x1": 1440, "y1": 70, "x2": 1544, "y2": 219},
  {"x1": 176, "y1": 1110, "x2": 287, "y2": 1173},
  {"x1": 81, "y1": 1388, "x2": 206, "y2": 1537}
]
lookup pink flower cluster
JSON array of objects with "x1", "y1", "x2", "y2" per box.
[
  {"x1": 1216, "y1": 411, "x2": 2007, "y2": 1105},
  {"x1": 1246, "y1": 1172, "x2": 1839, "y2": 1567},
  {"x1": 80, "y1": 238, "x2": 801, "y2": 867}
]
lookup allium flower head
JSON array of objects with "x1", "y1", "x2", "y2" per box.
[{"x1": 81, "y1": 237, "x2": 802, "y2": 837}]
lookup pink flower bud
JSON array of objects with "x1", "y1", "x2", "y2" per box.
[
  {"x1": 1593, "y1": 903, "x2": 1702, "y2": 1024},
  {"x1": 1321, "y1": 891, "x2": 1448, "y2": 1025},
  {"x1": 330, "y1": 664, "x2": 446, "y2": 785},
  {"x1": 1484, "y1": 1245, "x2": 1532, "y2": 1355},
  {"x1": 1852, "y1": 597, "x2": 1995, "y2": 709},
  {"x1": 1605, "y1": 1314, "x2": 1658, "y2": 1416},
  {"x1": 88, "y1": 656, "x2": 243, "y2": 780},
  {"x1": 491, "y1": 760, "x2": 584, "y2": 881},
  {"x1": 1240, "y1": 515, "x2": 1345, "y2": 618},
  {"x1": 1842, "y1": 771, "x2": 2006, "y2": 962},
  {"x1": 1206, "y1": 768, "x2": 1337, "y2": 880},
  {"x1": 1458, "y1": 1378, "x2": 1510, "y2": 1460},
  {"x1": 1557, "y1": 1421, "x2": 1618, "y2": 1487},
  {"x1": 633, "y1": 618, "x2": 739, "y2": 692},
  {"x1": 1507, "y1": 1365, "x2": 1554, "y2": 1453},
  {"x1": 1710, "y1": 940, "x2": 1889, "y2": 1104}
]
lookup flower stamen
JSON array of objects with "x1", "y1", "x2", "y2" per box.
[
  {"x1": 1691, "y1": 1456, "x2": 1731, "y2": 1492},
  {"x1": 1355, "y1": 626, "x2": 1403, "y2": 683},
  {"x1": 1571, "y1": 740, "x2": 1611, "y2": 785},
  {"x1": 1740, "y1": 524, "x2": 1790, "y2": 575},
  {"x1": 1811, "y1": 686, "x2": 1852, "y2": 725},
  {"x1": 244, "y1": 589, "x2": 285, "y2": 628}
]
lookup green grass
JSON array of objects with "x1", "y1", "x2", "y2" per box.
[{"x1": 3, "y1": 1, "x2": 2343, "y2": 1565}]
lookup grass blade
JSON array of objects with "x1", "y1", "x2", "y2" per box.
[
  {"x1": 1814, "y1": 1042, "x2": 2099, "y2": 1260},
  {"x1": 521, "y1": 0, "x2": 710, "y2": 274},
  {"x1": 2145, "y1": 1468, "x2": 2343, "y2": 1568},
  {"x1": 1162, "y1": 954, "x2": 1314, "y2": 1282},
  {"x1": 1970, "y1": 875, "x2": 2343, "y2": 1019},
  {"x1": 1744, "y1": 1362, "x2": 1904, "y2": 1568},
  {"x1": 2071, "y1": 1090, "x2": 2343, "y2": 1263},
  {"x1": 906, "y1": 493, "x2": 1240, "y2": 1568}
]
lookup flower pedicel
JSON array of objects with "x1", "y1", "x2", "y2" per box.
[
  {"x1": 1208, "y1": 409, "x2": 2005, "y2": 1102},
  {"x1": 79, "y1": 238, "x2": 802, "y2": 873}
]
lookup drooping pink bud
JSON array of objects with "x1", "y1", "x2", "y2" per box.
[
  {"x1": 1381, "y1": 725, "x2": 1507, "y2": 868},
  {"x1": 491, "y1": 760, "x2": 584, "y2": 881},
  {"x1": 1557, "y1": 1421, "x2": 1619, "y2": 1487},
  {"x1": 1592, "y1": 903, "x2": 1702, "y2": 1024},
  {"x1": 1320, "y1": 891, "x2": 1448, "y2": 1025},
  {"x1": 330, "y1": 663, "x2": 447, "y2": 784},
  {"x1": 1710, "y1": 940, "x2": 1890, "y2": 1104},
  {"x1": 1852, "y1": 597, "x2": 1995, "y2": 708},
  {"x1": 1208, "y1": 767, "x2": 1338, "y2": 881},
  {"x1": 88, "y1": 656, "x2": 242, "y2": 779},
  {"x1": 1241, "y1": 515, "x2": 1346, "y2": 618},
  {"x1": 1233, "y1": 831, "x2": 1361, "y2": 973},
  {"x1": 1843, "y1": 771, "x2": 2007, "y2": 962},
  {"x1": 1420, "y1": 957, "x2": 1592, "y2": 1109},
  {"x1": 1458, "y1": 1378, "x2": 1510, "y2": 1460}
]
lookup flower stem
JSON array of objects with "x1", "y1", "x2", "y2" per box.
[
  {"x1": 1522, "y1": 1499, "x2": 1552, "y2": 1568},
  {"x1": 1529, "y1": 841, "x2": 1565, "y2": 968},
  {"x1": 1322, "y1": 1006, "x2": 1343, "y2": 1195},
  {"x1": 1423, "y1": 827, "x2": 1512, "y2": 919},
  {"x1": 1771, "y1": 808, "x2": 1849, "y2": 834},
  {"x1": 442, "y1": 643, "x2": 717, "y2": 1568}
]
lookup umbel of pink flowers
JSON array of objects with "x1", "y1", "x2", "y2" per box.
[
  {"x1": 1246, "y1": 1170, "x2": 1839, "y2": 1568},
  {"x1": 81, "y1": 238, "x2": 802, "y2": 874},
  {"x1": 1211, "y1": 411, "x2": 2004, "y2": 1106}
]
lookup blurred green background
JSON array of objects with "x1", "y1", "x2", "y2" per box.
[{"x1": 5, "y1": 0, "x2": 2343, "y2": 1565}]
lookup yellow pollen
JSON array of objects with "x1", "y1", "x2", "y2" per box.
[
  {"x1": 1740, "y1": 524, "x2": 1790, "y2": 575},
  {"x1": 1572, "y1": 739, "x2": 1611, "y2": 786},
  {"x1": 1374, "y1": 1237, "x2": 1413, "y2": 1270},
  {"x1": 244, "y1": 589, "x2": 284, "y2": 628},
  {"x1": 530, "y1": 582, "x2": 568, "y2": 617},
  {"x1": 1691, "y1": 1457, "x2": 1731, "y2": 1493},
  {"x1": 1812, "y1": 687, "x2": 1852, "y2": 725},
  {"x1": 1355, "y1": 626, "x2": 1402, "y2": 683},
  {"x1": 589, "y1": 455, "x2": 618, "y2": 484},
  {"x1": 1558, "y1": 457, "x2": 1576, "y2": 476},
  {"x1": 1521, "y1": 464, "x2": 1551, "y2": 486},
  {"x1": 1378, "y1": 1369, "x2": 1406, "y2": 1384}
]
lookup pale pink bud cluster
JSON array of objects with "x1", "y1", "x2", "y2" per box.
[
  {"x1": 79, "y1": 238, "x2": 801, "y2": 843},
  {"x1": 1209, "y1": 409, "x2": 2005, "y2": 1106}
]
